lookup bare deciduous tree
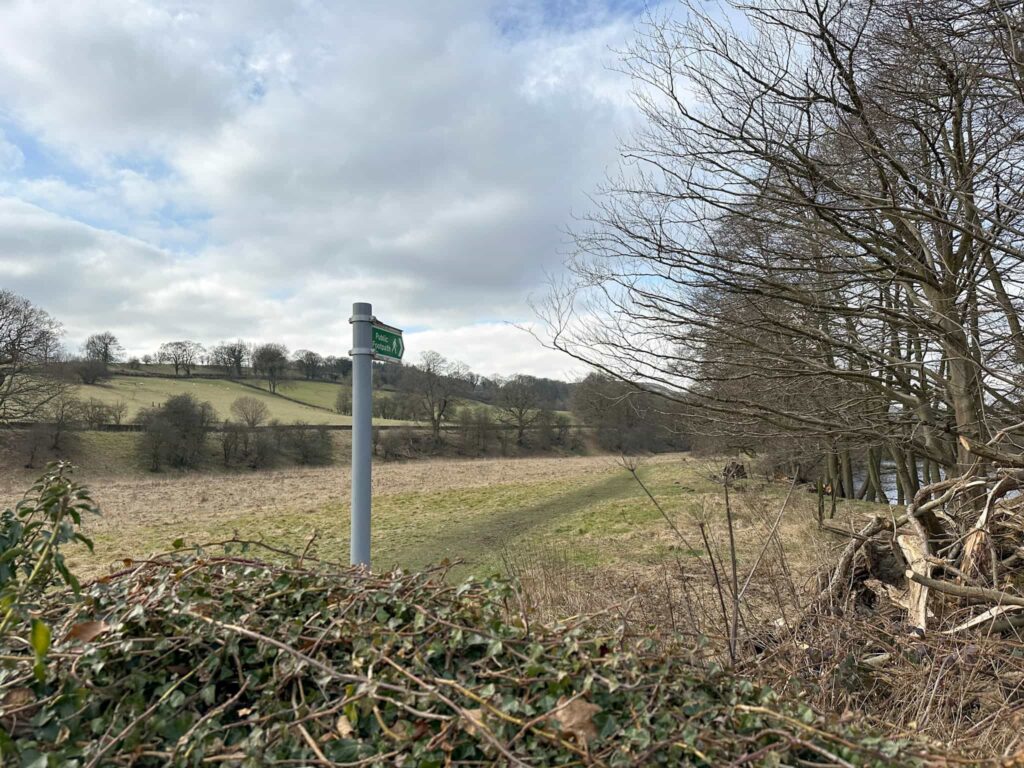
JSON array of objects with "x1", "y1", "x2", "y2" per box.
[
  {"x1": 401, "y1": 351, "x2": 469, "y2": 442},
  {"x1": 230, "y1": 395, "x2": 271, "y2": 428},
  {"x1": 159, "y1": 340, "x2": 205, "y2": 377},
  {"x1": 82, "y1": 331, "x2": 123, "y2": 366},
  {"x1": 0, "y1": 290, "x2": 65, "y2": 424},
  {"x1": 210, "y1": 340, "x2": 249, "y2": 378},
  {"x1": 251, "y1": 343, "x2": 289, "y2": 393},
  {"x1": 73, "y1": 358, "x2": 111, "y2": 386},
  {"x1": 543, "y1": 0, "x2": 1024, "y2": 498},
  {"x1": 495, "y1": 374, "x2": 541, "y2": 446},
  {"x1": 293, "y1": 350, "x2": 324, "y2": 380}
]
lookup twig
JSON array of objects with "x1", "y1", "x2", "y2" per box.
[
  {"x1": 621, "y1": 459, "x2": 699, "y2": 552},
  {"x1": 84, "y1": 665, "x2": 201, "y2": 768},
  {"x1": 724, "y1": 483, "x2": 741, "y2": 665},
  {"x1": 738, "y1": 475, "x2": 798, "y2": 600},
  {"x1": 297, "y1": 722, "x2": 331, "y2": 765}
]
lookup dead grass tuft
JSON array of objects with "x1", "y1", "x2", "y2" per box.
[{"x1": 507, "y1": 457, "x2": 1024, "y2": 759}]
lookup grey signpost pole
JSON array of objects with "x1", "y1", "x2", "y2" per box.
[{"x1": 349, "y1": 302, "x2": 373, "y2": 567}]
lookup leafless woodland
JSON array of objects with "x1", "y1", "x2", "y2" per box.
[{"x1": 538, "y1": 1, "x2": 1024, "y2": 751}]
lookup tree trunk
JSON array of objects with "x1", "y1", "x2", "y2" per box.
[
  {"x1": 906, "y1": 451, "x2": 920, "y2": 497},
  {"x1": 826, "y1": 449, "x2": 841, "y2": 497},
  {"x1": 889, "y1": 444, "x2": 915, "y2": 506},
  {"x1": 840, "y1": 449, "x2": 855, "y2": 501},
  {"x1": 868, "y1": 448, "x2": 889, "y2": 505}
]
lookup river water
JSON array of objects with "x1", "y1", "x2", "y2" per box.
[{"x1": 850, "y1": 459, "x2": 907, "y2": 504}]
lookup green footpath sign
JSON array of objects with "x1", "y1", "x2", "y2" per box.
[{"x1": 371, "y1": 324, "x2": 404, "y2": 362}]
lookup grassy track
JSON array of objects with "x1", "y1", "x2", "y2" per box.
[{"x1": 56, "y1": 455, "x2": 674, "y2": 577}]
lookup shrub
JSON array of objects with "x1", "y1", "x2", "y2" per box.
[
  {"x1": 377, "y1": 427, "x2": 434, "y2": 460},
  {"x1": 80, "y1": 398, "x2": 113, "y2": 429},
  {"x1": 73, "y1": 358, "x2": 110, "y2": 385},
  {"x1": 268, "y1": 418, "x2": 286, "y2": 451},
  {"x1": 20, "y1": 423, "x2": 53, "y2": 469},
  {"x1": 334, "y1": 385, "x2": 352, "y2": 415},
  {"x1": 378, "y1": 428, "x2": 407, "y2": 460},
  {"x1": 554, "y1": 413, "x2": 572, "y2": 446},
  {"x1": 136, "y1": 394, "x2": 216, "y2": 471},
  {"x1": 0, "y1": 507, "x2": 935, "y2": 766},
  {"x1": 220, "y1": 420, "x2": 244, "y2": 466},
  {"x1": 456, "y1": 406, "x2": 494, "y2": 455},
  {"x1": 0, "y1": 462, "x2": 97, "y2": 642},
  {"x1": 109, "y1": 399, "x2": 128, "y2": 425},
  {"x1": 34, "y1": 391, "x2": 84, "y2": 454},
  {"x1": 534, "y1": 409, "x2": 555, "y2": 450},
  {"x1": 285, "y1": 423, "x2": 334, "y2": 465},
  {"x1": 246, "y1": 429, "x2": 278, "y2": 469}
]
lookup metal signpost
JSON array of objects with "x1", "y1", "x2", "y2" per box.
[{"x1": 349, "y1": 303, "x2": 403, "y2": 567}]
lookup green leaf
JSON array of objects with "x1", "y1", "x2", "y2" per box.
[
  {"x1": 172, "y1": 538, "x2": 185, "y2": 549},
  {"x1": 0, "y1": 547, "x2": 25, "y2": 565},
  {"x1": 30, "y1": 619, "x2": 51, "y2": 659}
]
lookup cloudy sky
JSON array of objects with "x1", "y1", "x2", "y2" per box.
[{"x1": 0, "y1": 0, "x2": 660, "y2": 379}]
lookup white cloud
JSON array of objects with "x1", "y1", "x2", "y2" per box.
[
  {"x1": 0, "y1": 133, "x2": 24, "y2": 173},
  {"x1": 0, "y1": 0, "x2": 651, "y2": 377},
  {"x1": 405, "y1": 323, "x2": 583, "y2": 381}
]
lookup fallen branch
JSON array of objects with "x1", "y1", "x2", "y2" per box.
[{"x1": 905, "y1": 571, "x2": 1024, "y2": 609}]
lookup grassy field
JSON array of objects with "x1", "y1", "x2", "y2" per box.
[
  {"x1": 107, "y1": 366, "x2": 573, "y2": 423},
  {"x1": 246, "y1": 378, "x2": 508, "y2": 418},
  {"x1": 76, "y1": 375, "x2": 405, "y2": 426},
  {"x1": 246, "y1": 377, "x2": 350, "y2": 411},
  {"x1": 0, "y1": 452, "x2": 869, "y2": 588}
]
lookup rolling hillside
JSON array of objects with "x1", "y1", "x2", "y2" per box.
[
  {"x1": 76, "y1": 375, "x2": 394, "y2": 425},
  {"x1": 81, "y1": 369, "x2": 572, "y2": 426},
  {"x1": 243, "y1": 377, "x2": 547, "y2": 419}
]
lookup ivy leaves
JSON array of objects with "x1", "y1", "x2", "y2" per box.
[
  {"x1": 0, "y1": 466, "x2": 930, "y2": 766},
  {"x1": 2, "y1": 547, "x2": 928, "y2": 766}
]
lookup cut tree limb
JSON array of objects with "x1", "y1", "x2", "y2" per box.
[
  {"x1": 943, "y1": 605, "x2": 1024, "y2": 635},
  {"x1": 905, "y1": 572, "x2": 1024, "y2": 609},
  {"x1": 961, "y1": 474, "x2": 1018, "y2": 577},
  {"x1": 896, "y1": 535, "x2": 930, "y2": 631}
]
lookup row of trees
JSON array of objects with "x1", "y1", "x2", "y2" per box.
[
  {"x1": 79, "y1": 330, "x2": 575, "y2": 417},
  {"x1": 151, "y1": 341, "x2": 354, "y2": 386},
  {"x1": 340, "y1": 351, "x2": 687, "y2": 454},
  {"x1": 541, "y1": 0, "x2": 1024, "y2": 501},
  {"x1": 336, "y1": 350, "x2": 585, "y2": 447},
  {"x1": 70, "y1": 332, "x2": 351, "y2": 388},
  {"x1": 1, "y1": 287, "x2": 686, "y2": 458},
  {"x1": 2, "y1": 299, "x2": 579, "y2": 434}
]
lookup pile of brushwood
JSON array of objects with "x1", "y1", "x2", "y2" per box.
[
  {"x1": 1, "y1": 465, "x2": 951, "y2": 766},
  {"x1": 814, "y1": 439, "x2": 1024, "y2": 637},
  {"x1": 743, "y1": 438, "x2": 1024, "y2": 758}
]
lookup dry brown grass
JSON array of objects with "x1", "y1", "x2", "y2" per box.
[
  {"x1": 14, "y1": 448, "x2": 1015, "y2": 754},
  {"x1": 502, "y1": 461, "x2": 1024, "y2": 760},
  {"x1": 2, "y1": 453, "x2": 686, "y2": 578}
]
